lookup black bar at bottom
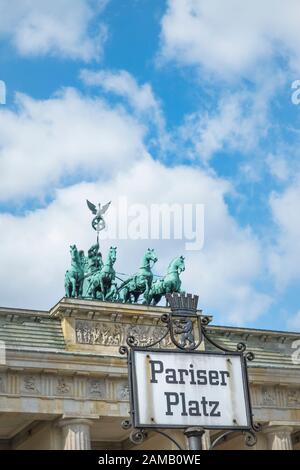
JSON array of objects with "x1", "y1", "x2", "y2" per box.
[{"x1": 0, "y1": 450, "x2": 296, "y2": 468}]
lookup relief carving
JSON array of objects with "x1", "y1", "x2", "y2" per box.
[
  {"x1": 117, "y1": 382, "x2": 130, "y2": 401},
  {"x1": 256, "y1": 385, "x2": 300, "y2": 409},
  {"x1": 262, "y1": 386, "x2": 277, "y2": 406},
  {"x1": 23, "y1": 375, "x2": 39, "y2": 393},
  {"x1": 287, "y1": 389, "x2": 300, "y2": 407},
  {"x1": 127, "y1": 325, "x2": 170, "y2": 348},
  {"x1": 56, "y1": 378, "x2": 72, "y2": 395},
  {"x1": 89, "y1": 379, "x2": 105, "y2": 398},
  {"x1": 75, "y1": 320, "x2": 170, "y2": 348},
  {"x1": 76, "y1": 321, "x2": 123, "y2": 345}
]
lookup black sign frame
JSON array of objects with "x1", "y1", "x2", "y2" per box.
[{"x1": 128, "y1": 347, "x2": 253, "y2": 431}]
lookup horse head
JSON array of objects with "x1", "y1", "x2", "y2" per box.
[
  {"x1": 168, "y1": 255, "x2": 185, "y2": 274},
  {"x1": 69, "y1": 245, "x2": 78, "y2": 260},
  {"x1": 108, "y1": 246, "x2": 117, "y2": 264},
  {"x1": 144, "y1": 248, "x2": 158, "y2": 266},
  {"x1": 177, "y1": 255, "x2": 185, "y2": 273}
]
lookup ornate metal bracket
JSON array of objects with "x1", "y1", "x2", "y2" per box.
[
  {"x1": 121, "y1": 419, "x2": 183, "y2": 450},
  {"x1": 209, "y1": 422, "x2": 262, "y2": 449},
  {"x1": 119, "y1": 292, "x2": 260, "y2": 450}
]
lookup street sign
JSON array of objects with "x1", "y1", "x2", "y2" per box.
[{"x1": 130, "y1": 348, "x2": 252, "y2": 430}]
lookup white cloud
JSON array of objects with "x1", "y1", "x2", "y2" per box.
[
  {"x1": 266, "y1": 154, "x2": 290, "y2": 182},
  {"x1": 80, "y1": 69, "x2": 168, "y2": 149},
  {"x1": 0, "y1": 158, "x2": 270, "y2": 325},
  {"x1": 176, "y1": 87, "x2": 271, "y2": 162},
  {"x1": 81, "y1": 69, "x2": 161, "y2": 116},
  {"x1": 0, "y1": 0, "x2": 108, "y2": 61},
  {"x1": 0, "y1": 88, "x2": 146, "y2": 201},
  {"x1": 160, "y1": 0, "x2": 300, "y2": 76},
  {"x1": 269, "y1": 179, "x2": 300, "y2": 288}
]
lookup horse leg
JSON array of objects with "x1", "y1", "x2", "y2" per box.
[
  {"x1": 143, "y1": 280, "x2": 150, "y2": 304},
  {"x1": 69, "y1": 278, "x2": 75, "y2": 297},
  {"x1": 78, "y1": 279, "x2": 83, "y2": 297},
  {"x1": 119, "y1": 287, "x2": 127, "y2": 303},
  {"x1": 152, "y1": 294, "x2": 162, "y2": 306},
  {"x1": 125, "y1": 288, "x2": 134, "y2": 303},
  {"x1": 100, "y1": 277, "x2": 106, "y2": 300},
  {"x1": 75, "y1": 278, "x2": 79, "y2": 298},
  {"x1": 112, "y1": 286, "x2": 118, "y2": 302},
  {"x1": 143, "y1": 289, "x2": 152, "y2": 304},
  {"x1": 64, "y1": 273, "x2": 69, "y2": 297},
  {"x1": 91, "y1": 286, "x2": 96, "y2": 299},
  {"x1": 164, "y1": 283, "x2": 172, "y2": 293},
  {"x1": 65, "y1": 281, "x2": 70, "y2": 298}
]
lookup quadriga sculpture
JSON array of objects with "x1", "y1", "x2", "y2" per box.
[{"x1": 64, "y1": 243, "x2": 185, "y2": 306}]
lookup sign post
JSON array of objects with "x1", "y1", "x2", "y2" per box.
[
  {"x1": 120, "y1": 293, "x2": 260, "y2": 450},
  {"x1": 184, "y1": 428, "x2": 205, "y2": 451}
]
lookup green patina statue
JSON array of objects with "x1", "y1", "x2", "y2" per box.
[
  {"x1": 146, "y1": 255, "x2": 185, "y2": 305},
  {"x1": 86, "y1": 246, "x2": 117, "y2": 300},
  {"x1": 64, "y1": 245, "x2": 84, "y2": 298},
  {"x1": 118, "y1": 248, "x2": 158, "y2": 304},
  {"x1": 86, "y1": 200, "x2": 111, "y2": 239},
  {"x1": 64, "y1": 200, "x2": 186, "y2": 305},
  {"x1": 82, "y1": 243, "x2": 103, "y2": 296}
]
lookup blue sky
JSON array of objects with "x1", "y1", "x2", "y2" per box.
[{"x1": 1, "y1": 0, "x2": 300, "y2": 331}]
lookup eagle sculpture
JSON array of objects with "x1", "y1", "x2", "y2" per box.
[{"x1": 86, "y1": 200, "x2": 111, "y2": 232}]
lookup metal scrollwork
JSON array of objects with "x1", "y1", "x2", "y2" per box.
[
  {"x1": 243, "y1": 430, "x2": 257, "y2": 447},
  {"x1": 200, "y1": 316, "x2": 210, "y2": 326},
  {"x1": 210, "y1": 425, "x2": 261, "y2": 450},
  {"x1": 161, "y1": 313, "x2": 169, "y2": 324},
  {"x1": 126, "y1": 335, "x2": 138, "y2": 348},
  {"x1": 246, "y1": 351, "x2": 255, "y2": 361},
  {"x1": 119, "y1": 345, "x2": 128, "y2": 356},
  {"x1": 210, "y1": 430, "x2": 234, "y2": 450},
  {"x1": 237, "y1": 342, "x2": 246, "y2": 353},
  {"x1": 121, "y1": 419, "x2": 182, "y2": 449},
  {"x1": 252, "y1": 422, "x2": 262, "y2": 432},
  {"x1": 121, "y1": 419, "x2": 132, "y2": 430},
  {"x1": 130, "y1": 429, "x2": 147, "y2": 445}
]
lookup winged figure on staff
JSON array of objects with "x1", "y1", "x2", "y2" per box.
[{"x1": 86, "y1": 200, "x2": 111, "y2": 236}]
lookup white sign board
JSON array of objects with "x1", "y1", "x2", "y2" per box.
[{"x1": 130, "y1": 349, "x2": 251, "y2": 429}]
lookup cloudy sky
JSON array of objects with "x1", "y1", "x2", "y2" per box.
[{"x1": 1, "y1": 0, "x2": 300, "y2": 331}]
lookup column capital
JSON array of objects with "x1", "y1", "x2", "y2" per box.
[
  {"x1": 57, "y1": 417, "x2": 95, "y2": 428},
  {"x1": 57, "y1": 417, "x2": 96, "y2": 450},
  {"x1": 263, "y1": 425, "x2": 294, "y2": 435},
  {"x1": 263, "y1": 424, "x2": 293, "y2": 450}
]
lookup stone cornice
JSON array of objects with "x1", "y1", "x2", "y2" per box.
[
  {"x1": 1, "y1": 299, "x2": 298, "y2": 341},
  {"x1": 1, "y1": 348, "x2": 128, "y2": 375},
  {"x1": 207, "y1": 325, "x2": 300, "y2": 341},
  {"x1": 50, "y1": 297, "x2": 173, "y2": 321}
]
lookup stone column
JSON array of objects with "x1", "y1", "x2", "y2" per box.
[
  {"x1": 58, "y1": 418, "x2": 93, "y2": 450},
  {"x1": 264, "y1": 426, "x2": 293, "y2": 450}
]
